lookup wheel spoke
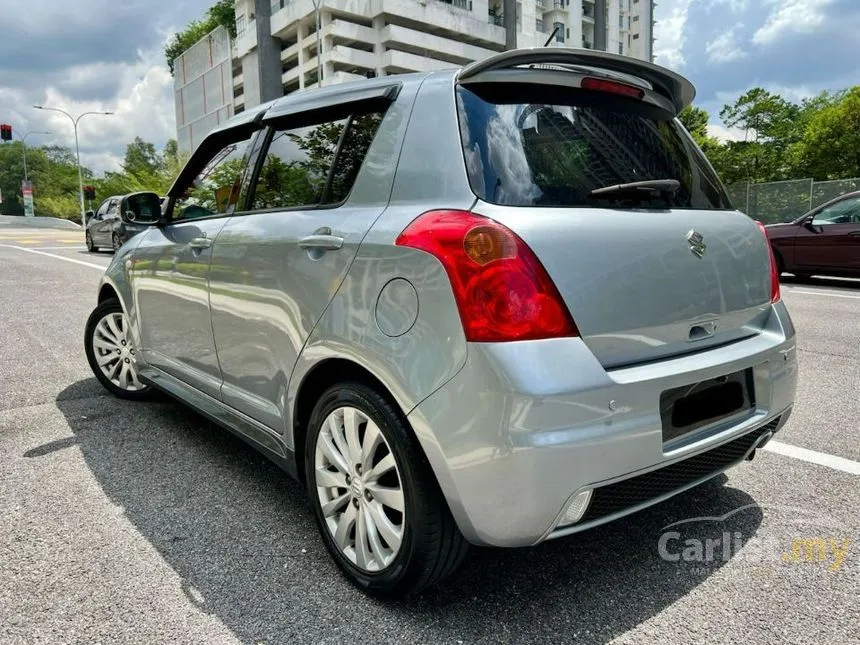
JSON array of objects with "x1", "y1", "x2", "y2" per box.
[
  {"x1": 343, "y1": 408, "x2": 362, "y2": 465},
  {"x1": 355, "y1": 507, "x2": 372, "y2": 570},
  {"x1": 320, "y1": 432, "x2": 350, "y2": 475},
  {"x1": 118, "y1": 362, "x2": 131, "y2": 388},
  {"x1": 366, "y1": 483, "x2": 404, "y2": 513},
  {"x1": 333, "y1": 501, "x2": 356, "y2": 549},
  {"x1": 360, "y1": 420, "x2": 383, "y2": 473},
  {"x1": 128, "y1": 367, "x2": 142, "y2": 390},
  {"x1": 97, "y1": 351, "x2": 120, "y2": 367},
  {"x1": 315, "y1": 467, "x2": 347, "y2": 489},
  {"x1": 363, "y1": 501, "x2": 389, "y2": 566},
  {"x1": 106, "y1": 314, "x2": 123, "y2": 342},
  {"x1": 320, "y1": 492, "x2": 350, "y2": 518},
  {"x1": 328, "y1": 415, "x2": 352, "y2": 471},
  {"x1": 97, "y1": 319, "x2": 120, "y2": 345},
  {"x1": 365, "y1": 501, "x2": 402, "y2": 552},
  {"x1": 366, "y1": 453, "x2": 396, "y2": 482},
  {"x1": 93, "y1": 337, "x2": 119, "y2": 353}
]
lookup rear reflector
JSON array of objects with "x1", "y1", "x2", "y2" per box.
[
  {"x1": 756, "y1": 221, "x2": 781, "y2": 303},
  {"x1": 396, "y1": 210, "x2": 578, "y2": 342},
  {"x1": 581, "y1": 77, "x2": 645, "y2": 99}
]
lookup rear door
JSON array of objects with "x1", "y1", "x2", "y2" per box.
[
  {"x1": 209, "y1": 108, "x2": 389, "y2": 430},
  {"x1": 455, "y1": 78, "x2": 772, "y2": 368},
  {"x1": 794, "y1": 196, "x2": 860, "y2": 273}
]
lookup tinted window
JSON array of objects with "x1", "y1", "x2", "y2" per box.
[
  {"x1": 252, "y1": 112, "x2": 383, "y2": 210},
  {"x1": 811, "y1": 197, "x2": 860, "y2": 225},
  {"x1": 174, "y1": 134, "x2": 254, "y2": 220},
  {"x1": 456, "y1": 84, "x2": 732, "y2": 210}
]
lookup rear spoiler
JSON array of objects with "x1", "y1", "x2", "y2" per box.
[{"x1": 458, "y1": 48, "x2": 695, "y2": 114}]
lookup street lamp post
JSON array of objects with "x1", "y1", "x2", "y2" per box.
[
  {"x1": 19, "y1": 130, "x2": 52, "y2": 183},
  {"x1": 33, "y1": 106, "x2": 114, "y2": 226}
]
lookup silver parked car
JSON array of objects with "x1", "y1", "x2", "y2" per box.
[{"x1": 84, "y1": 49, "x2": 797, "y2": 596}]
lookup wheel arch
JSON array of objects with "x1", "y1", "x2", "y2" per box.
[{"x1": 291, "y1": 358, "x2": 408, "y2": 485}]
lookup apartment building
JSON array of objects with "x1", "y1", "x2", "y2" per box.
[{"x1": 176, "y1": 0, "x2": 655, "y2": 150}]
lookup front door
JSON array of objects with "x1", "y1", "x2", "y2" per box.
[
  {"x1": 209, "y1": 110, "x2": 388, "y2": 431},
  {"x1": 131, "y1": 131, "x2": 257, "y2": 399},
  {"x1": 794, "y1": 195, "x2": 860, "y2": 273}
]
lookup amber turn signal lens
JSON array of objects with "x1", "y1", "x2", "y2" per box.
[{"x1": 463, "y1": 225, "x2": 516, "y2": 266}]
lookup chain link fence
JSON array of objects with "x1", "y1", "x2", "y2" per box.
[{"x1": 725, "y1": 177, "x2": 860, "y2": 223}]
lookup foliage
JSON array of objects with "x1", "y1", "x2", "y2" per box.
[
  {"x1": 164, "y1": 0, "x2": 236, "y2": 74},
  {"x1": 678, "y1": 105, "x2": 710, "y2": 145}
]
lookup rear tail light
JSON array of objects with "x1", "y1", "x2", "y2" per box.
[
  {"x1": 581, "y1": 77, "x2": 645, "y2": 100},
  {"x1": 755, "y1": 221, "x2": 781, "y2": 303},
  {"x1": 395, "y1": 210, "x2": 578, "y2": 342}
]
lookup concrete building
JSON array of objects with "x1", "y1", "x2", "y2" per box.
[{"x1": 176, "y1": 0, "x2": 655, "y2": 149}]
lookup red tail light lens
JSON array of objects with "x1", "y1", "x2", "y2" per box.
[
  {"x1": 581, "y1": 77, "x2": 645, "y2": 99},
  {"x1": 395, "y1": 210, "x2": 578, "y2": 342},
  {"x1": 756, "y1": 221, "x2": 781, "y2": 303}
]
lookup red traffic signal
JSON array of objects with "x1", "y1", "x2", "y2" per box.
[{"x1": 0, "y1": 124, "x2": 11, "y2": 141}]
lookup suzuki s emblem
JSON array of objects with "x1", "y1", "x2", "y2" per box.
[{"x1": 687, "y1": 230, "x2": 706, "y2": 258}]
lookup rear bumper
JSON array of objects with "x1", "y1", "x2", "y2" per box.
[{"x1": 407, "y1": 300, "x2": 798, "y2": 547}]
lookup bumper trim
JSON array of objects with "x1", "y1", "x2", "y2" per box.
[{"x1": 544, "y1": 414, "x2": 783, "y2": 542}]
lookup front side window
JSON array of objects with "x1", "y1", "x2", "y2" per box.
[
  {"x1": 811, "y1": 197, "x2": 860, "y2": 225},
  {"x1": 251, "y1": 111, "x2": 383, "y2": 211},
  {"x1": 456, "y1": 83, "x2": 732, "y2": 210},
  {"x1": 173, "y1": 134, "x2": 254, "y2": 220}
]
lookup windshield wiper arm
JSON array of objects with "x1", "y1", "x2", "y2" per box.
[{"x1": 589, "y1": 179, "x2": 681, "y2": 198}]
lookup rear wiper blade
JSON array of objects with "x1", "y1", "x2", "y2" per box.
[{"x1": 589, "y1": 179, "x2": 681, "y2": 198}]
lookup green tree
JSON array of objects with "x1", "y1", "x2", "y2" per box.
[
  {"x1": 795, "y1": 87, "x2": 860, "y2": 180},
  {"x1": 124, "y1": 137, "x2": 161, "y2": 176},
  {"x1": 165, "y1": 0, "x2": 236, "y2": 74},
  {"x1": 678, "y1": 105, "x2": 710, "y2": 145}
]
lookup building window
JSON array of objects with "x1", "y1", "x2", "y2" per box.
[
  {"x1": 536, "y1": 18, "x2": 545, "y2": 32},
  {"x1": 633, "y1": 34, "x2": 639, "y2": 39},
  {"x1": 619, "y1": 43, "x2": 623, "y2": 54},
  {"x1": 236, "y1": 14, "x2": 246, "y2": 39},
  {"x1": 633, "y1": 15, "x2": 639, "y2": 21},
  {"x1": 554, "y1": 22, "x2": 565, "y2": 43}
]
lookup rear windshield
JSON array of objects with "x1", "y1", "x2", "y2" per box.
[{"x1": 456, "y1": 83, "x2": 733, "y2": 210}]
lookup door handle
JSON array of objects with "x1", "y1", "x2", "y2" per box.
[
  {"x1": 849, "y1": 231, "x2": 860, "y2": 237},
  {"x1": 188, "y1": 237, "x2": 212, "y2": 249},
  {"x1": 298, "y1": 234, "x2": 344, "y2": 251}
]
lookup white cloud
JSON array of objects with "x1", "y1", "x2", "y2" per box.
[
  {"x1": 706, "y1": 24, "x2": 748, "y2": 63},
  {"x1": 32, "y1": 44, "x2": 176, "y2": 175},
  {"x1": 654, "y1": 0, "x2": 694, "y2": 69},
  {"x1": 752, "y1": 0, "x2": 833, "y2": 46},
  {"x1": 707, "y1": 123, "x2": 745, "y2": 142}
]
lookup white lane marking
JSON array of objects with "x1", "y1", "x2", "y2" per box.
[
  {"x1": 0, "y1": 245, "x2": 107, "y2": 270},
  {"x1": 782, "y1": 287, "x2": 860, "y2": 300},
  {"x1": 763, "y1": 440, "x2": 860, "y2": 476},
  {"x1": 31, "y1": 246, "x2": 89, "y2": 251}
]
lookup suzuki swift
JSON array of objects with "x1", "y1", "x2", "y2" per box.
[{"x1": 84, "y1": 48, "x2": 797, "y2": 596}]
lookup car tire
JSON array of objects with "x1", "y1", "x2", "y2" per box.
[
  {"x1": 84, "y1": 298, "x2": 153, "y2": 400},
  {"x1": 112, "y1": 233, "x2": 122, "y2": 252},
  {"x1": 305, "y1": 382, "x2": 468, "y2": 596},
  {"x1": 85, "y1": 231, "x2": 98, "y2": 252}
]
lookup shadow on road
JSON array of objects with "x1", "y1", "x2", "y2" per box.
[{"x1": 50, "y1": 378, "x2": 764, "y2": 644}]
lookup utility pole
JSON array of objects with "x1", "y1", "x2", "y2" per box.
[
  {"x1": 33, "y1": 106, "x2": 113, "y2": 226},
  {"x1": 503, "y1": 0, "x2": 517, "y2": 50}
]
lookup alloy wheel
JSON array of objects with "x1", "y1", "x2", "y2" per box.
[
  {"x1": 91, "y1": 312, "x2": 144, "y2": 391},
  {"x1": 314, "y1": 406, "x2": 405, "y2": 572}
]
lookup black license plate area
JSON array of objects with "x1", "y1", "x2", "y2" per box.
[{"x1": 660, "y1": 369, "x2": 755, "y2": 443}]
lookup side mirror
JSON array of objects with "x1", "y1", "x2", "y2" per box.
[
  {"x1": 803, "y1": 219, "x2": 820, "y2": 233},
  {"x1": 121, "y1": 192, "x2": 162, "y2": 225}
]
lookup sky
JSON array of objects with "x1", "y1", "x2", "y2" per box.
[{"x1": 0, "y1": 0, "x2": 858, "y2": 174}]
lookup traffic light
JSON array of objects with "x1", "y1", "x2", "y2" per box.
[
  {"x1": 83, "y1": 185, "x2": 96, "y2": 200},
  {"x1": 0, "y1": 124, "x2": 11, "y2": 141}
]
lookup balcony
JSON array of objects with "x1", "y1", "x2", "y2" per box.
[
  {"x1": 436, "y1": 0, "x2": 473, "y2": 10},
  {"x1": 582, "y1": 40, "x2": 593, "y2": 48},
  {"x1": 552, "y1": 0, "x2": 565, "y2": 8},
  {"x1": 488, "y1": 11, "x2": 503, "y2": 26}
]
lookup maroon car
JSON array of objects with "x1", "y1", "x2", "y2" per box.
[{"x1": 766, "y1": 190, "x2": 860, "y2": 278}]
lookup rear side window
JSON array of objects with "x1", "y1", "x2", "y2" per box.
[
  {"x1": 456, "y1": 84, "x2": 732, "y2": 210},
  {"x1": 251, "y1": 111, "x2": 384, "y2": 211}
]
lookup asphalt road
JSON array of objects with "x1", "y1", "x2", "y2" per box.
[{"x1": 1, "y1": 225, "x2": 858, "y2": 644}]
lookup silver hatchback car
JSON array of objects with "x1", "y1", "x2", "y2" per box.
[{"x1": 84, "y1": 48, "x2": 797, "y2": 596}]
